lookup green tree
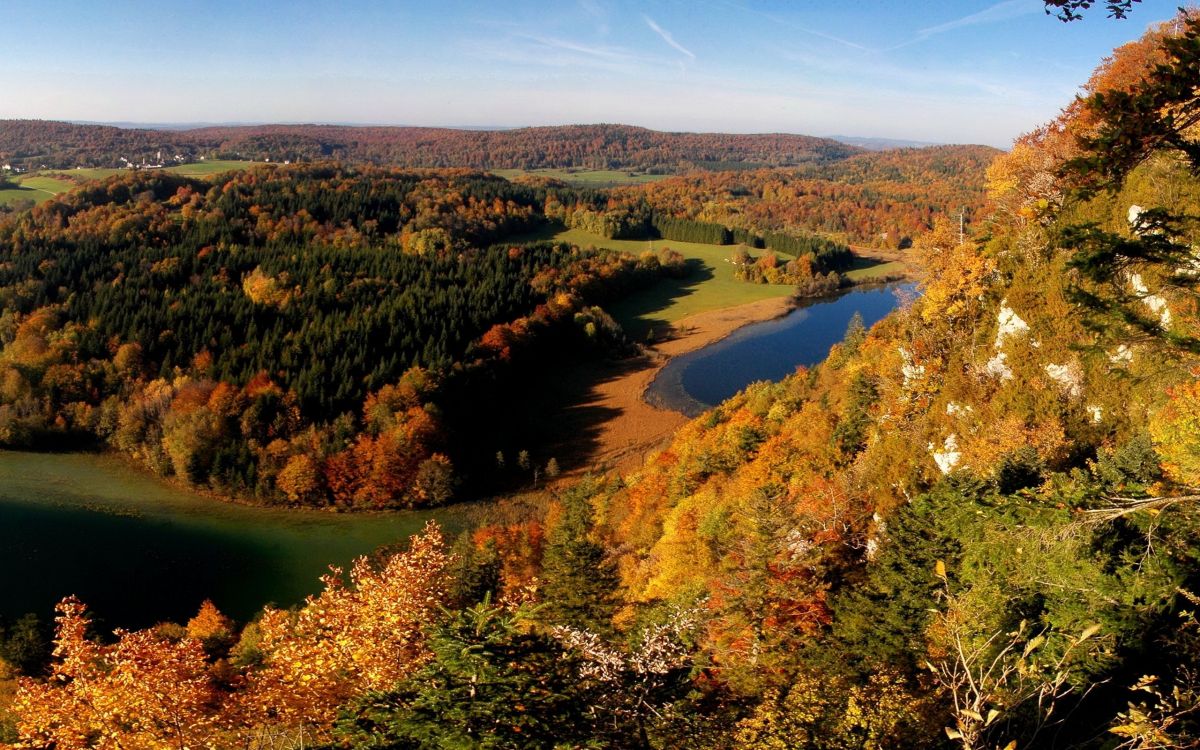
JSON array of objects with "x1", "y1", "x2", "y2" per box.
[
  {"x1": 0, "y1": 614, "x2": 48, "y2": 676},
  {"x1": 1060, "y1": 13, "x2": 1200, "y2": 353},
  {"x1": 539, "y1": 483, "x2": 619, "y2": 633},
  {"x1": 333, "y1": 601, "x2": 589, "y2": 749},
  {"x1": 446, "y1": 533, "x2": 503, "y2": 607}
]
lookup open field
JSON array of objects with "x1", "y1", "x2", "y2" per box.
[
  {"x1": 493, "y1": 167, "x2": 672, "y2": 187},
  {"x1": 845, "y1": 257, "x2": 908, "y2": 282},
  {"x1": 0, "y1": 175, "x2": 77, "y2": 207},
  {"x1": 1, "y1": 161, "x2": 258, "y2": 209},
  {"x1": 512, "y1": 225, "x2": 912, "y2": 337},
  {"x1": 44, "y1": 167, "x2": 122, "y2": 180},
  {"x1": 166, "y1": 159, "x2": 259, "y2": 176},
  {"x1": 513, "y1": 224, "x2": 798, "y2": 339},
  {"x1": 45, "y1": 159, "x2": 256, "y2": 181},
  {"x1": 843, "y1": 243, "x2": 912, "y2": 282}
]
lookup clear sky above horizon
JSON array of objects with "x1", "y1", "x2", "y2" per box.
[{"x1": 1, "y1": 0, "x2": 1186, "y2": 148}]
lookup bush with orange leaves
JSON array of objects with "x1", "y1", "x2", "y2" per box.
[
  {"x1": 8, "y1": 522, "x2": 453, "y2": 749},
  {"x1": 11, "y1": 597, "x2": 223, "y2": 750}
]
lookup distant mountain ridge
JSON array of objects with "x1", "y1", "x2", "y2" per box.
[
  {"x1": 827, "y1": 134, "x2": 943, "y2": 150},
  {"x1": 0, "y1": 120, "x2": 865, "y2": 172}
]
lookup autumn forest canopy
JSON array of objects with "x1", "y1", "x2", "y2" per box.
[
  {"x1": 0, "y1": 122, "x2": 865, "y2": 173},
  {"x1": 8, "y1": 1, "x2": 1200, "y2": 748}
]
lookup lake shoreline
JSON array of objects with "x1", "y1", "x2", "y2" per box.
[{"x1": 568, "y1": 295, "x2": 799, "y2": 476}]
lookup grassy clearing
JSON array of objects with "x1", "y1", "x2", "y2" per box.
[
  {"x1": 45, "y1": 160, "x2": 256, "y2": 181},
  {"x1": 513, "y1": 224, "x2": 796, "y2": 338},
  {"x1": 45, "y1": 167, "x2": 122, "y2": 181},
  {"x1": 493, "y1": 168, "x2": 671, "y2": 187},
  {"x1": 0, "y1": 174, "x2": 78, "y2": 207},
  {"x1": 513, "y1": 225, "x2": 911, "y2": 337},
  {"x1": 2, "y1": 161, "x2": 258, "y2": 210},
  {"x1": 844, "y1": 257, "x2": 909, "y2": 282},
  {"x1": 167, "y1": 159, "x2": 257, "y2": 176}
]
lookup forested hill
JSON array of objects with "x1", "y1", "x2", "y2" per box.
[
  {"x1": 0, "y1": 165, "x2": 695, "y2": 509},
  {"x1": 0, "y1": 121, "x2": 864, "y2": 171},
  {"x1": 600, "y1": 144, "x2": 1001, "y2": 246}
]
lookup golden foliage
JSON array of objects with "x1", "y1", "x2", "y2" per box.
[{"x1": 234, "y1": 521, "x2": 451, "y2": 735}]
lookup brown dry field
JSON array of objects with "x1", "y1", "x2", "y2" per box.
[{"x1": 554, "y1": 296, "x2": 796, "y2": 477}]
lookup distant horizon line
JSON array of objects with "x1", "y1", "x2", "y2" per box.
[{"x1": 5, "y1": 119, "x2": 960, "y2": 148}]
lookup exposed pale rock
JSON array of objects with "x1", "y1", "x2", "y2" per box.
[
  {"x1": 930, "y1": 434, "x2": 961, "y2": 475},
  {"x1": 1128, "y1": 204, "x2": 1145, "y2": 228},
  {"x1": 984, "y1": 351, "x2": 1013, "y2": 380},
  {"x1": 1110, "y1": 344, "x2": 1133, "y2": 364},
  {"x1": 1130, "y1": 273, "x2": 1172, "y2": 327},
  {"x1": 1087, "y1": 405, "x2": 1103, "y2": 423},
  {"x1": 995, "y1": 300, "x2": 1030, "y2": 348},
  {"x1": 899, "y1": 346, "x2": 925, "y2": 387},
  {"x1": 1044, "y1": 362, "x2": 1082, "y2": 398}
]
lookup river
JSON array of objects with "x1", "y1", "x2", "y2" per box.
[
  {"x1": 0, "y1": 283, "x2": 909, "y2": 629},
  {"x1": 0, "y1": 451, "x2": 471, "y2": 628},
  {"x1": 646, "y1": 283, "x2": 913, "y2": 416}
]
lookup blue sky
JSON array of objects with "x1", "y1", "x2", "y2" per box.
[{"x1": 1, "y1": 0, "x2": 1185, "y2": 147}]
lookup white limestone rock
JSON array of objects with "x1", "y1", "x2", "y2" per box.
[
  {"x1": 995, "y1": 300, "x2": 1031, "y2": 348},
  {"x1": 1044, "y1": 362, "x2": 1082, "y2": 398},
  {"x1": 930, "y1": 434, "x2": 961, "y2": 475},
  {"x1": 1130, "y1": 273, "x2": 1172, "y2": 327},
  {"x1": 984, "y1": 351, "x2": 1013, "y2": 380},
  {"x1": 899, "y1": 346, "x2": 925, "y2": 388}
]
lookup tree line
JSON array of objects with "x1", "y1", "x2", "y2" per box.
[{"x1": 0, "y1": 121, "x2": 861, "y2": 172}]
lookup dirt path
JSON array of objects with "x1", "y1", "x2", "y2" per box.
[{"x1": 564, "y1": 296, "x2": 796, "y2": 476}]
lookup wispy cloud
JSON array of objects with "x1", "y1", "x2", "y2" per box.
[
  {"x1": 463, "y1": 28, "x2": 684, "y2": 77},
  {"x1": 517, "y1": 33, "x2": 637, "y2": 63},
  {"x1": 887, "y1": 0, "x2": 1040, "y2": 49},
  {"x1": 712, "y1": 0, "x2": 870, "y2": 52},
  {"x1": 919, "y1": 0, "x2": 1039, "y2": 36},
  {"x1": 643, "y1": 15, "x2": 695, "y2": 59},
  {"x1": 578, "y1": 0, "x2": 609, "y2": 35}
]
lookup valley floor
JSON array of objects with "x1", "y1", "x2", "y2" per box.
[{"x1": 556, "y1": 295, "x2": 796, "y2": 475}]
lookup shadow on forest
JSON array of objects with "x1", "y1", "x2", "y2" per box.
[
  {"x1": 531, "y1": 352, "x2": 657, "y2": 472},
  {"x1": 607, "y1": 258, "x2": 715, "y2": 341},
  {"x1": 453, "y1": 348, "x2": 640, "y2": 491}
]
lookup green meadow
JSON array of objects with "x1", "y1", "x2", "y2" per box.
[
  {"x1": 1, "y1": 161, "x2": 258, "y2": 209},
  {"x1": 844, "y1": 257, "x2": 909, "y2": 282},
  {"x1": 512, "y1": 225, "x2": 796, "y2": 338},
  {"x1": 45, "y1": 159, "x2": 256, "y2": 181},
  {"x1": 513, "y1": 225, "x2": 911, "y2": 338},
  {"x1": 0, "y1": 175, "x2": 77, "y2": 207}
]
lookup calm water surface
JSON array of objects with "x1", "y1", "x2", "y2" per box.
[
  {"x1": 0, "y1": 451, "x2": 466, "y2": 628},
  {"x1": 647, "y1": 284, "x2": 913, "y2": 416}
]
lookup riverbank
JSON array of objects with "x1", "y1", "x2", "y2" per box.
[
  {"x1": 561, "y1": 295, "x2": 797, "y2": 475},
  {"x1": 0, "y1": 450, "x2": 547, "y2": 626}
]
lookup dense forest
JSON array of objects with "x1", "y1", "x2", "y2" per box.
[
  {"x1": 0, "y1": 165, "x2": 693, "y2": 507},
  {"x1": 604, "y1": 145, "x2": 1000, "y2": 247},
  {"x1": 0, "y1": 122, "x2": 861, "y2": 172}
]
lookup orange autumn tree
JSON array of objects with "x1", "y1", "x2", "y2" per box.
[
  {"x1": 12, "y1": 597, "x2": 223, "y2": 750},
  {"x1": 234, "y1": 521, "x2": 453, "y2": 738},
  {"x1": 9, "y1": 523, "x2": 454, "y2": 748}
]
